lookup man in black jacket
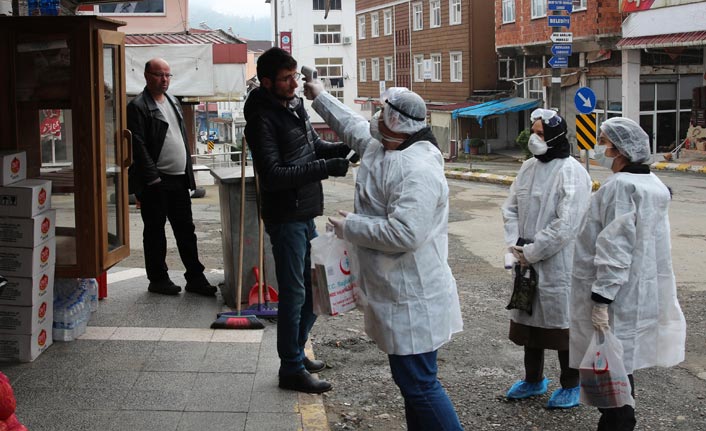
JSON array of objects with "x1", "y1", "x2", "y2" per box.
[
  {"x1": 244, "y1": 48, "x2": 350, "y2": 394},
  {"x1": 127, "y1": 58, "x2": 216, "y2": 297}
]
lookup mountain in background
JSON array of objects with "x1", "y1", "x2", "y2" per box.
[{"x1": 189, "y1": 3, "x2": 272, "y2": 41}]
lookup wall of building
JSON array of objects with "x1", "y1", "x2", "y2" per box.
[{"x1": 81, "y1": 0, "x2": 188, "y2": 34}]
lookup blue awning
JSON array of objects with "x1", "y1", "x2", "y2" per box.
[{"x1": 451, "y1": 97, "x2": 541, "y2": 127}]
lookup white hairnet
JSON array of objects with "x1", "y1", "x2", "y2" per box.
[
  {"x1": 599, "y1": 117, "x2": 651, "y2": 163},
  {"x1": 380, "y1": 87, "x2": 427, "y2": 134}
]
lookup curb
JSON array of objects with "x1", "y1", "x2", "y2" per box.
[
  {"x1": 300, "y1": 343, "x2": 330, "y2": 431},
  {"x1": 651, "y1": 162, "x2": 706, "y2": 174},
  {"x1": 445, "y1": 170, "x2": 515, "y2": 186}
]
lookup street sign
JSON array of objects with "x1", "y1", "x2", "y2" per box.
[
  {"x1": 548, "y1": 56, "x2": 568, "y2": 68},
  {"x1": 550, "y1": 32, "x2": 573, "y2": 43},
  {"x1": 548, "y1": 15, "x2": 571, "y2": 28},
  {"x1": 576, "y1": 113, "x2": 597, "y2": 151},
  {"x1": 551, "y1": 44, "x2": 573, "y2": 57},
  {"x1": 575, "y1": 87, "x2": 597, "y2": 114},
  {"x1": 548, "y1": 0, "x2": 573, "y2": 12}
]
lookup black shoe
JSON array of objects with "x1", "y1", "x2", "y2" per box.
[
  {"x1": 304, "y1": 357, "x2": 326, "y2": 373},
  {"x1": 279, "y1": 370, "x2": 332, "y2": 394},
  {"x1": 148, "y1": 279, "x2": 181, "y2": 295},
  {"x1": 185, "y1": 278, "x2": 217, "y2": 297}
]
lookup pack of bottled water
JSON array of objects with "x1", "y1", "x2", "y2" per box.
[{"x1": 52, "y1": 278, "x2": 98, "y2": 342}]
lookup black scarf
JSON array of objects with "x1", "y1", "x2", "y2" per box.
[
  {"x1": 620, "y1": 163, "x2": 650, "y2": 174},
  {"x1": 397, "y1": 126, "x2": 439, "y2": 151},
  {"x1": 535, "y1": 117, "x2": 570, "y2": 163}
]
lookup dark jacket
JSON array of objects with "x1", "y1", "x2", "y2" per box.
[
  {"x1": 243, "y1": 87, "x2": 349, "y2": 223},
  {"x1": 127, "y1": 87, "x2": 195, "y2": 197}
]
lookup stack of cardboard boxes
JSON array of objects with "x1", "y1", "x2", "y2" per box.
[{"x1": 0, "y1": 150, "x2": 56, "y2": 362}]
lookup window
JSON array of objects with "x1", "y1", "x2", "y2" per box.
[
  {"x1": 313, "y1": 0, "x2": 341, "y2": 10},
  {"x1": 384, "y1": 57, "x2": 393, "y2": 81},
  {"x1": 413, "y1": 3, "x2": 423, "y2": 30},
  {"x1": 414, "y1": 55, "x2": 424, "y2": 82},
  {"x1": 528, "y1": 77, "x2": 544, "y2": 100},
  {"x1": 573, "y1": 0, "x2": 587, "y2": 11},
  {"x1": 430, "y1": 0, "x2": 441, "y2": 27},
  {"x1": 358, "y1": 15, "x2": 366, "y2": 39},
  {"x1": 315, "y1": 57, "x2": 343, "y2": 80},
  {"x1": 449, "y1": 0, "x2": 461, "y2": 25},
  {"x1": 498, "y1": 57, "x2": 515, "y2": 80},
  {"x1": 502, "y1": 0, "x2": 515, "y2": 23},
  {"x1": 531, "y1": 0, "x2": 546, "y2": 18},
  {"x1": 431, "y1": 53, "x2": 441, "y2": 82},
  {"x1": 384, "y1": 9, "x2": 392, "y2": 35},
  {"x1": 359, "y1": 59, "x2": 367, "y2": 82},
  {"x1": 329, "y1": 88, "x2": 344, "y2": 103},
  {"x1": 450, "y1": 51, "x2": 462, "y2": 82},
  {"x1": 371, "y1": 12, "x2": 379, "y2": 37},
  {"x1": 314, "y1": 24, "x2": 341, "y2": 44},
  {"x1": 371, "y1": 58, "x2": 380, "y2": 81}
]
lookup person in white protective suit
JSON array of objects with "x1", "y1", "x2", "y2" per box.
[
  {"x1": 570, "y1": 117, "x2": 686, "y2": 431},
  {"x1": 501, "y1": 109, "x2": 592, "y2": 408},
  {"x1": 303, "y1": 81, "x2": 464, "y2": 431}
]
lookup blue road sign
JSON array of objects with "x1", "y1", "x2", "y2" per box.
[
  {"x1": 551, "y1": 44, "x2": 573, "y2": 56},
  {"x1": 548, "y1": 15, "x2": 571, "y2": 28},
  {"x1": 548, "y1": 0, "x2": 573, "y2": 12},
  {"x1": 575, "y1": 87, "x2": 597, "y2": 114},
  {"x1": 548, "y1": 56, "x2": 568, "y2": 68}
]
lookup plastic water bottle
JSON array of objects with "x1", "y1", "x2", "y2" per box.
[{"x1": 87, "y1": 278, "x2": 98, "y2": 312}]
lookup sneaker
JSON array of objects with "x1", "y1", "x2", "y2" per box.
[
  {"x1": 506, "y1": 377, "x2": 550, "y2": 399},
  {"x1": 147, "y1": 279, "x2": 181, "y2": 295},
  {"x1": 279, "y1": 370, "x2": 332, "y2": 394},
  {"x1": 547, "y1": 386, "x2": 580, "y2": 409},
  {"x1": 185, "y1": 278, "x2": 217, "y2": 297}
]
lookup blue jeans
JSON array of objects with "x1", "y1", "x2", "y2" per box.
[
  {"x1": 388, "y1": 351, "x2": 464, "y2": 431},
  {"x1": 265, "y1": 220, "x2": 318, "y2": 376}
]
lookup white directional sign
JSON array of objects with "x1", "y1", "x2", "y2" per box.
[{"x1": 550, "y1": 32, "x2": 573, "y2": 43}]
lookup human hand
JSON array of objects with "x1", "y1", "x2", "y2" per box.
[
  {"x1": 303, "y1": 79, "x2": 325, "y2": 100},
  {"x1": 511, "y1": 245, "x2": 528, "y2": 267},
  {"x1": 591, "y1": 303, "x2": 610, "y2": 331},
  {"x1": 327, "y1": 216, "x2": 345, "y2": 239},
  {"x1": 325, "y1": 158, "x2": 350, "y2": 177}
]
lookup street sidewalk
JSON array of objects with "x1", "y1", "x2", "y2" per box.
[{"x1": 3, "y1": 268, "x2": 329, "y2": 431}]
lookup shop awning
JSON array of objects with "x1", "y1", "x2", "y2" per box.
[
  {"x1": 616, "y1": 31, "x2": 706, "y2": 49},
  {"x1": 451, "y1": 97, "x2": 541, "y2": 127}
]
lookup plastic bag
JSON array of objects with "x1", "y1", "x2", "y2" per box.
[
  {"x1": 506, "y1": 264, "x2": 537, "y2": 314},
  {"x1": 310, "y1": 231, "x2": 360, "y2": 316},
  {"x1": 579, "y1": 329, "x2": 635, "y2": 408}
]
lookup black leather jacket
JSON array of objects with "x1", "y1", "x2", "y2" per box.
[
  {"x1": 244, "y1": 87, "x2": 349, "y2": 223},
  {"x1": 127, "y1": 87, "x2": 195, "y2": 197}
]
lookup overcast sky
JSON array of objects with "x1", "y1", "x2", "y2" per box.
[{"x1": 190, "y1": 0, "x2": 271, "y2": 18}]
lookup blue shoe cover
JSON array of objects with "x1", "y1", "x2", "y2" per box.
[
  {"x1": 546, "y1": 386, "x2": 580, "y2": 409},
  {"x1": 506, "y1": 377, "x2": 550, "y2": 399}
]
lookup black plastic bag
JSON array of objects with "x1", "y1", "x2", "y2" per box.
[{"x1": 506, "y1": 264, "x2": 537, "y2": 315}]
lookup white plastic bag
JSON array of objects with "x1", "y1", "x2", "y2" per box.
[
  {"x1": 579, "y1": 329, "x2": 635, "y2": 408},
  {"x1": 310, "y1": 231, "x2": 360, "y2": 316}
]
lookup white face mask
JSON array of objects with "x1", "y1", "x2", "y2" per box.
[
  {"x1": 369, "y1": 111, "x2": 383, "y2": 141},
  {"x1": 594, "y1": 145, "x2": 616, "y2": 170},
  {"x1": 528, "y1": 134, "x2": 548, "y2": 155}
]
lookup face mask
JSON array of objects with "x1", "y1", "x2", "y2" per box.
[
  {"x1": 594, "y1": 145, "x2": 616, "y2": 170},
  {"x1": 528, "y1": 134, "x2": 548, "y2": 155},
  {"x1": 369, "y1": 111, "x2": 383, "y2": 141}
]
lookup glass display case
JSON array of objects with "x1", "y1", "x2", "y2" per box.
[{"x1": 0, "y1": 16, "x2": 130, "y2": 278}]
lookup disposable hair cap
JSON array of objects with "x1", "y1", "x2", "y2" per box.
[
  {"x1": 380, "y1": 87, "x2": 427, "y2": 134},
  {"x1": 600, "y1": 117, "x2": 651, "y2": 163},
  {"x1": 530, "y1": 108, "x2": 563, "y2": 128}
]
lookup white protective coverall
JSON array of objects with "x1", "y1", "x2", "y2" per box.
[
  {"x1": 569, "y1": 172, "x2": 686, "y2": 374},
  {"x1": 311, "y1": 92, "x2": 463, "y2": 355},
  {"x1": 501, "y1": 156, "x2": 591, "y2": 329}
]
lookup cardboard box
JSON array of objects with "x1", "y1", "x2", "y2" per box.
[
  {"x1": 0, "y1": 318, "x2": 52, "y2": 362},
  {"x1": 0, "y1": 179, "x2": 52, "y2": 217},
  {"x1": 0, "y1": 238, "x2": 56, "y2": 277},
  {"x1": 0, "y1": 265, "x2": 55, "y2": 306},
  {"x1": 0, "y1": 151, "x2": 26, "y2": 186},
  {"x1": 0, "y1": 209, "x2": 56, "y2": 248},
  {"x1": 0, "y1": 298, "x2": 53, "y2": 335}
]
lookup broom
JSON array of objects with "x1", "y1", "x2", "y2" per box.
[{"x1": 211, "y1": 136, "x2": 264, "y2": 330}]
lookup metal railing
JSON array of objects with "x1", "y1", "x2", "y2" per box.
[{"x1": 191, "y1": 151, "x2": 242, "y2": 170}]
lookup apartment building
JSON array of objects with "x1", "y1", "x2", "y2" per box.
[
  {"x1": 496, "y1": 0, "x2": 706, "y2": 154},
  {"x1": 356, "y1": 0, "x2": 499, "y2": 156}
]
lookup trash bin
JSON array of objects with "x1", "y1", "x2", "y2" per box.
[{"x1": 211, "y1": 166, "x2": 278, "y2": 308}]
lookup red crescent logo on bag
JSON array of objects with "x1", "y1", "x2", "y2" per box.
[
  {"x1": 38, "y1": 302, "x2": 47, "y2": 319},
  {"x1": 339, "y1": 250, "x2": 351, "y2": 275},
  {"x1": 38, "y1": 329, "x2": 47, "y2": 347},
  {"x1": 39, "y1": 274, "x2": 49, "y2": 292},
  {"x1": 10, "y1": 157, "x2": 20, "y2": 174},
  {"x1": 38, "y1": 188, "x2": 47, "y2": 205},
  {"x1": 40, "y1": 246, "x2": 50, "y2": 263},
  {"x1": 593, "y1": 352, "x2": 609, "y2": 375},
  {"x1": 41, "y1": 217, "x2": 50, "y2": 234}
]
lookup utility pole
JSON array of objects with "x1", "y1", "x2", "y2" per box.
[
  {"x1": 273, "y1": 0, "x2": 279, "y2": 47},
  {"x1": 547, "y1": 0, "x2": 572, "y2": 113},
  {"x1": 550, "y1": 10, "x2": 562, "y2": 113}
]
